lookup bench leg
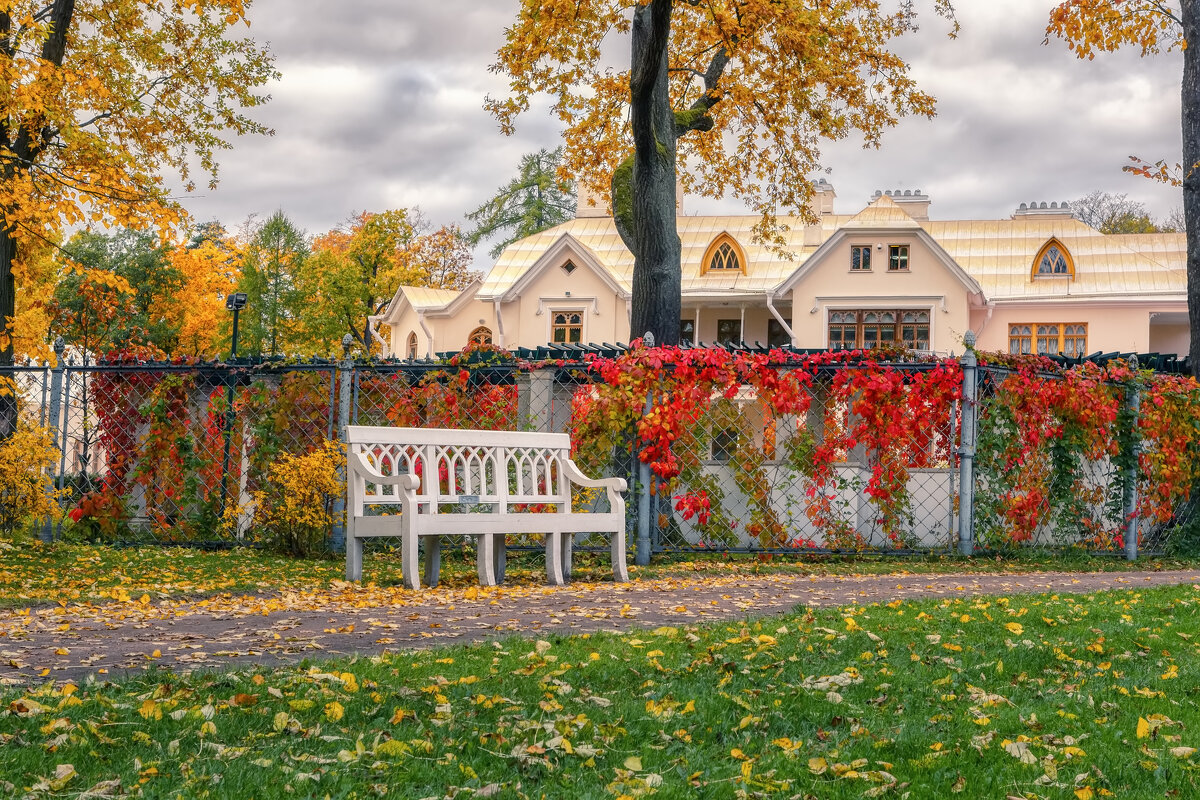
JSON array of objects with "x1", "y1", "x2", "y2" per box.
[
  {"x1": 477, "y1": 534, "x2": 498, "y2": 586},
  {"x1": 562, "y1": 533, "x2": 573, "y2": 583},
  {"x1": 611, "y1": 527, "x2": 629, "y2": 583},
  {"x1": 424, "y1": 536, "x2": 442, "y2": 588},
  {"x1": 401, "y1": 529, "x2": 421, "y2": 591},
  {"x1": 494, "y1": 536, "x2": 506, "y2": 584},
  {"x1": 546, "y1": 532, "x2": 565, "y2": 586},
  {"x1": 346, "y1": 535, "x2": 363, "y2": 582}
]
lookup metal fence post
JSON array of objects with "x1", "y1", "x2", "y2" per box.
[
  {"x1": 1123, "y1": 354, "x2": 1141, "y2": 562},
  {"x1": 635, "y1": 332, "x2": 655, "y2": 566},
  {"x1": 331, "y1": 334, "x2": 354, "y2": 553},
  {"x1": 41, "y1": 337, "x2": 66, "y2": 542},
  {"x1": 957, "y1": 331, "x2": 978, "y2": 557}
]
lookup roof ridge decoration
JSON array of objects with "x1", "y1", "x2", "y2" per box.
[{"x1": 700, "y1": 231, "x2": 747, "y2": 276}]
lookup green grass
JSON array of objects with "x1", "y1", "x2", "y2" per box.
[
  {"x1": 3, "y1": 584, "x2": 1200, "y2": 798},
  {"x1": 0, "y1": 540, "x2": 1196, "y2": 608}
]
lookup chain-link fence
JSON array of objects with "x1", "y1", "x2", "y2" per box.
[{"x1": 3, "y1": 340, "x2": 1197, "y2": 561}]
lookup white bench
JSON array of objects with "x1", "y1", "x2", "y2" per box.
[{"x1": 345, "y1": 426, "x2": 629, "y2": 589}]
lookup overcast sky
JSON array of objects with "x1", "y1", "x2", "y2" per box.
[{"x1": 178, "y1": 1, "x2": 1184, "y2": 260}]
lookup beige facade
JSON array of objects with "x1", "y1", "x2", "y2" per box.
[{"x1": 374, "y1": 188, "x2": 1188, "y2": 358}]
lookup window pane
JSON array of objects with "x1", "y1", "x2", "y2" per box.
[
  {"x1": 767, "y1": 318, "x2": 791, "y2": 348},
  {"x1": 851, "y1": 246, "x2": 871, "y2": 271},
  {"x1": 710, "y1": 241, "x2": 740, "y2": 271},
  {"x1": 888, "y1": 245, "x2": 909, "y2": 271},
  {"x1": 680, "y1": 319, "x2": 695, "y2": 345}
]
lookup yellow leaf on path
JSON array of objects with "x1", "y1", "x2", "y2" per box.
[
  {"x1": 325, "y1": 701, "x2": 345, "y2": 722},
  {"x1": 624, "y1": 756, "x2": 642, "y2": 771},
  {"x1": 55, "y1": 648, "x2": 69, "y2": 656},
  {"x1": 150, "y1": 649, "x2": 161, "y2": 658}
]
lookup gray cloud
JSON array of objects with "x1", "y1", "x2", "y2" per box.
[{"x1": 180, "y1": 0, "x2": 1187, "y2": 260}]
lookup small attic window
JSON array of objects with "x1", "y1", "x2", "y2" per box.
[
  {"x1": 701, "y1": 233, "x2": 747, "y2": 275},
  {"x1": 561, "y1": 260, "x2": 577, "y2": 276},
  {"x1": 1033, "y1": 238, "x2": 1074, "y2": 279}
]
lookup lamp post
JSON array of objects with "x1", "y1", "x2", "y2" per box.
[{"x1": 218, "y1": 292, "x2": 248, "y2": 529}]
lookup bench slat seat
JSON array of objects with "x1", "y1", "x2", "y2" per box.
[{"x1": 345, "y1": 426, "x2": 629, "y2": 589}]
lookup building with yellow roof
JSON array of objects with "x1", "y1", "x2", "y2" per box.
[{"x1": 372, "y1": 181, "x2": 1188, "y2": 359}]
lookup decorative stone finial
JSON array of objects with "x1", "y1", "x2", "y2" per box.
[
  {"x1": 53, "y1": 336, "x2": 65, "y2": 354},
  {"x1": 1128, "y1": 353, "x2": 1139, "y2": 370},
  {"x1": 341, "y1": 333, "x2": 354, "y2": 357},
  {"x1": 643, "y1": 331, "x2": 655, "y2": 348},
  {"x1": 963, "y1": 330, "x2": 976, "y2": 348}
]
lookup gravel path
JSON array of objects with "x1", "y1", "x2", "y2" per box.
[{"x1": 2, "y1": 569, "x2": 1196, "y2": 685}]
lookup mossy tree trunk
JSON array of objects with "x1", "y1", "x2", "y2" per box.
[{"x1": 613, "y1": 0, "x2": 726, "y2": 348}]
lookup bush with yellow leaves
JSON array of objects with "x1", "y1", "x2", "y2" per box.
[
  {"x1": 252, "y1": 439, "x2": 344, "y2": 558},
  {"x1": 0, "y1": 421, "x2": 60, "y2": 540}
]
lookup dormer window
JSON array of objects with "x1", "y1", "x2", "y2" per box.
[
  {"x1": 701, "y1": 233, "x2": 747, "y2": 275},
  {"x1": 1033, "y1": 238, "x2": 1074, "y2": 278}
]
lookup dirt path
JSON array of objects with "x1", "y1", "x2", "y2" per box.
[{"x1": 2, "y1": 569, "x2": 1197, "y2": 686}]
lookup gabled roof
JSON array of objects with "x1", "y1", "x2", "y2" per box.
[
  {"x1": 379, "y1": 279, "x2": 481, "y2": 326},
  {"x1": 487, "y1": 232, "x2": 629, "y2": 302},
  {"x1": 773, "y1": 199, "x2": 984, "y2": 299}
]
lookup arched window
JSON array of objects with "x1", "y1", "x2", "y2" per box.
[
  {"x1": 1032, "y1": 238, "x2": 1074, "y2": 278},
  {"x1": 468, "y1": 326, "x2": 493, "y2": 346},
  {"x1": 406, "y1": 331, "x2": 418, "y2": 360},
  {"x1": 701, "y1": 233, "x2": 747, "y2": 275}
]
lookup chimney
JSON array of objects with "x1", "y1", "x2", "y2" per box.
[
  {"x1": 1012, "y1": 200, "x2": 1074, "y2": 221},
  {"x1": 809, "y1": 178, "x2": 836, "y2": 217},
  {"x1": 804, "y1": 178, "x2": 836, "y2": 245},
  {"x1": 873, "y1": 188, "x2": 931, "y2": 220},
  {"x1": 575, "y1": 183, "x2": 609, "y2": 218}
]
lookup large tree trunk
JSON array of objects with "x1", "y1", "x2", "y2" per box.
[
  {"x1": 622, "y1": 0, "x2": 681, "y2": 347},
  {"x1": 1184, "y1": 1, "x2": 1200, "y2": 376}
]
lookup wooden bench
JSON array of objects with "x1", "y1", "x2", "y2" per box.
[{"x1": 345, "y1": 426, "x2": 629, "y2": 589}]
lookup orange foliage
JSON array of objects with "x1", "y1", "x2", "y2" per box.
[{"x1": 490, "y1": 0, "x2": 957, "y2": 240}]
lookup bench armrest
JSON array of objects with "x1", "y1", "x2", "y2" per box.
[
  {"x1": 348, "y1": 450, "x2": 421, "y2": 491},
  {"x1": 562, "y1": 459, "x2": 627, "y2": 493}
]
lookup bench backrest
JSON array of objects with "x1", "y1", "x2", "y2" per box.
[{"x1": 346, "y1": 426, "x2": 572, "y2": 511}]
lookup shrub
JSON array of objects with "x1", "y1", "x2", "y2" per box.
[
  {"x1": 252, "y1": 439, "x2": 344, "y2": 558},
  {"x1": 0, "y1": 422, "x2": 60, "y2": 540}
]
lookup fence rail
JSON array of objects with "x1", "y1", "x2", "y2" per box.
[{"x1": 2, "y1": 339, "x2": 1196, "y2": 561}]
